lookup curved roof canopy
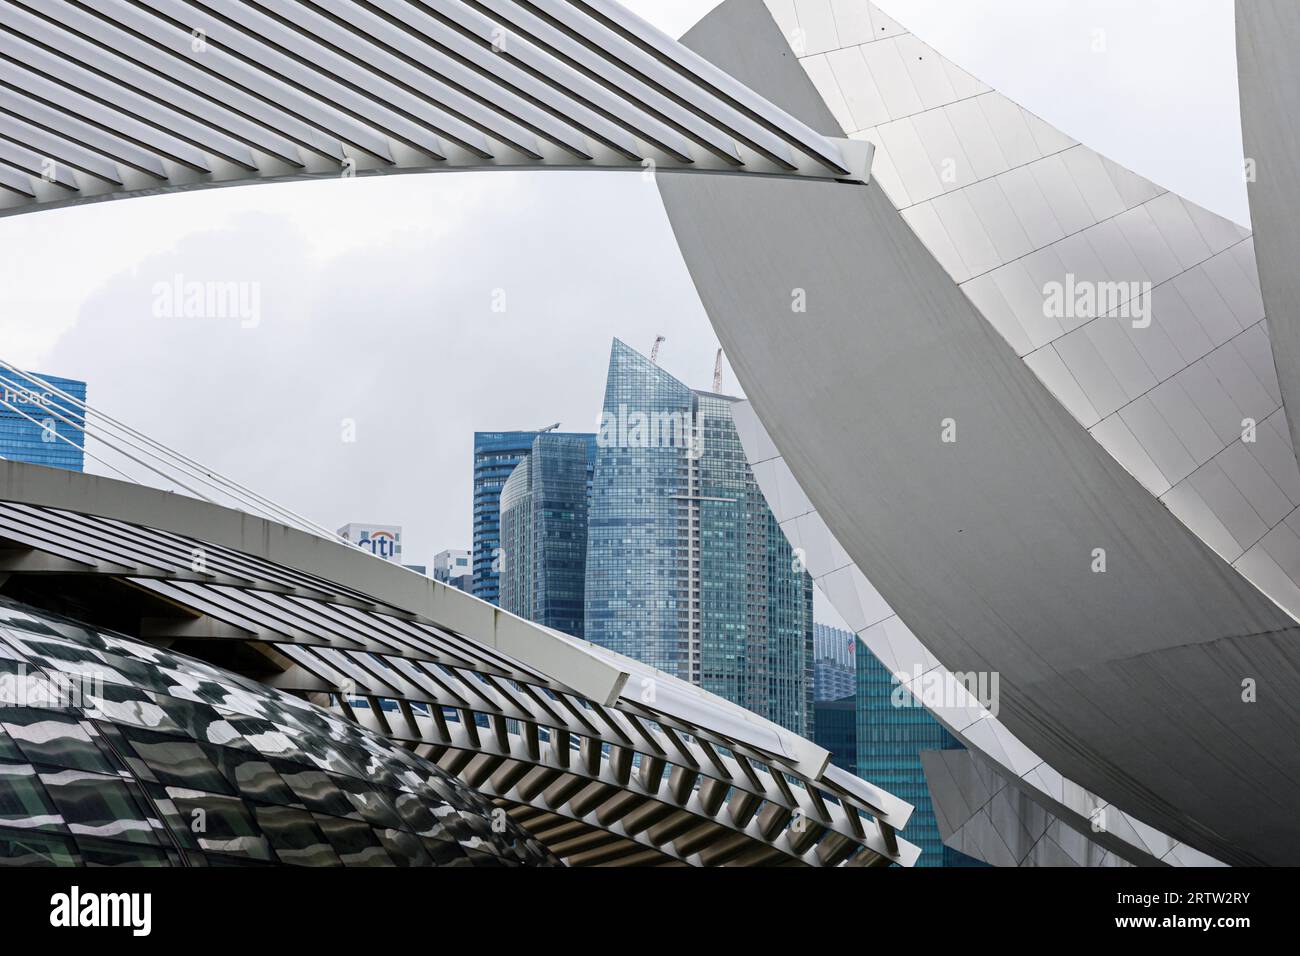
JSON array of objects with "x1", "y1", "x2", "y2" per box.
[
  {"x1": 0, "y1": 458, "x2": 918, "y2": 867},
  {"x1": 0, "y1": 0, "x2": 867, "y2": 218}
]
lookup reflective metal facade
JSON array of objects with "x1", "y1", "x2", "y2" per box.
[{"x1": 0, "y1": 597, "x2": 557, "y2": 866}]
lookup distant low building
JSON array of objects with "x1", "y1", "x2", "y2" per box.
[
  {"x1": 337, "y1": 523, "x2": 402, "y2": 563},
  {"x1": 432, "y1": 548, "x2": 472, "y2": 593}
]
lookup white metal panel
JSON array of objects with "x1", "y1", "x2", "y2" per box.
[
  {"x1": 963, "y1": 273, "x2": 1032, "y2": 353},
  {"x1": 878, "y1": 117, "x2": 953, "y2": 204},
  {"x1": 1114, "y1": 206, "x2": 1182, "y2": 286},
  {"x1": 997, "y1": 163, "x2": 1066, "y2": 249},
  {"x1": 910, "y1": 107, "x2": 979, "y2": 191},
  {"x1": 896, "y1": 35, "x2": 958, "y2": 110},
  {"x1": 1029, "y1": 153, "x2": 1098, "y2": 236},
  {"x1": 930, "y1": 186, "x2": 1001, "y2": 275},
  {"x1": 792, "y1": 0, "x2": 841, "y2": 56},
  {"x1": 963, "y1": 177, "x2": 1033, "y2": 262},
  {"x1": 1120, "y1": 396, "x2": 1198, "y2": 486},
  {"x1": 1084, "y1": 315, "x2": 1157, "y2": 401},
  {"x1": 1147, "y1": 376, "x2": 1223, "y2": 467},
  {"x1": 826, "y1": 46, "x2": 890, "y2": 131},
  {"x1": 860, "y1": 37, "x2": 925, "y2": 119},
  {"x1": 1090, "y1": 413, "x2": 1171, "y2": 495},
  {"x1": 977, "y1": 93, "x2": 1041, "y2": 167},
  {"x1": 903, "y1": 202, "x2": 971, "y2": 281},
  {"x1": 1054, "y1": 326, "x2": 1130, "y2": 419},
  {"x1": 942, "y1": 97, "x2": 1010, "y2": 180},
  {"x1": 1061, "y1": 147, "x2": 1127, "y2": 221},
  {"x1": 1174, "y1": 264, "x2": 1244, "y2": 347},
  {"x1": 1143, "y1": 191, "x2": 1213, "y2": 271},
  {"x1": 1025, "y1": 346, "x2": 1102, "y2": 426},
  {"x1": 826, "y1": 0, "x2": 874, "y2": 45}
]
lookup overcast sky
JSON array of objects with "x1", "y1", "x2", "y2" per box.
[{"x1": 0, "y1": 1, "x2": 1248, "y2": 601}]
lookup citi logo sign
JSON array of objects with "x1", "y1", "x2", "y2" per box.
[
  {"x1": 50, "y1": 886, "x2": 151, "y2": 936},
  {"x1": 361, "y1": 530, "x2": 399, "y2": 561}
]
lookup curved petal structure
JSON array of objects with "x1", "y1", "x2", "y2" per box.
[{"x1": 657, "y1": 0, "x2": 1300, "y2": 866}]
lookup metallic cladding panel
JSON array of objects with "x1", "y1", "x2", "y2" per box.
[
  {"x1": 1238, "y1": 0, "x2": 1300, "y2": 466},
  {"x1": 666, "y1": 0, "x2": 1300, "y2": 865}
]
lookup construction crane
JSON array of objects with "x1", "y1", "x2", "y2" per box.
[
  {"x1": 537, "y1": 422, "x2": 561, "y2": 434},
  {"x1": 650, "y1": 335, "x2": 665, "y2": 364},
  {"x1": 712, "y1": 348, "x2": 723, "y2": 392}
]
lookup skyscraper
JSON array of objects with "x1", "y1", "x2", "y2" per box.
[
  {"x1": 586, "y1": 340, "x2": 813, "y2": 736},
  {"x1": 813, "y1": 695, "x2": 857, "y2": 776},
  {"x1": 813, "y1": 622, "x2": 857, "y2": 702},
  {"x1": 845, "y1": 622, "x2": 982, "y2": 867},
  {"x1": 472, "y1": 430, "x2": 594, "y2": 605},
  {"x1": 0, "y1": 369, "x2": 87, "y2": 472},
  {"x1": 498, "y1": 433, "x2": 591, "y2": 638}
]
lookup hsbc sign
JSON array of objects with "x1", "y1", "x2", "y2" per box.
[{"x1": 0, "y1": 384, "x2": 55, "y2": 409}]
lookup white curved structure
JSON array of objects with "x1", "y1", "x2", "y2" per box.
[{"x1": 658, "y1": 0, "x2": 1300, "y2": 866}]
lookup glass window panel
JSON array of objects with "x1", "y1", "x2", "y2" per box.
[
  {"x1": 0, "y1": 760, "x2": 62, "y2": 829},
  {"x1": 118, "y1": 727, "x2": 234, "y2": 795},
  {"x1": 165, "y1": 791, "x2": 273, "y2": 861},
  {"x1": 0, "y1": 825, "x2": 78, "y2": 865},
  {"x1": 273, "y1": 763, "x2": 358, "y2": 818},
  {"x1": 207, "y1": 746, "x2": 297, "y2": 805},
  {"x1": 311, "y1": 813, "x2": 392, "y2": 866},
  {"x1": 40, "y1": 768, "x2": 159, "y2": 845},
  {"x1": 2, "y1": 711, "x2": 117, "y2": 774},
  {"x1": 251, "y1": 804, "x2": 340, "y2": 866}
]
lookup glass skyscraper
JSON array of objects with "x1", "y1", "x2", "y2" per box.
[
  {"x1": 839, "y1": 622, "x2": 984, "y2": 867},
  {"x1": 813, "y1": 621, "x2": 857, "y2": 702},
  {"x1": 498, "y1": 433, "x2": 591, "y2": 638},
  {"x1": 472, "y1": 430, "x2": 594, "y2": 605},
  {"x1": 586, "y1": 340, "x2": 813, "y2": 736},
  {"x1": 813, "y1": 695, "x2": 857, "y2": 776},
  {"x1": 0, "y1": 369, "x2": 87, "y2": 472}
]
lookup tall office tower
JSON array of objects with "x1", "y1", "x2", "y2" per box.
[
  {"x1": 848, "y1": 623, "x2": 982, "y2": 867},
  {"x1": 813, "y1": 622, "x2": 857, "y2": 702},
  {"x1": 498, "y1": 433, "x2": 592, "y2": 639},
  {"x1": 472, "y1": 431, "x2": 595, "y2": 605},
  {"x1": 432, "y1": 548, "x2": 473, "y2": 593},
  {"x1": 0, "y1": 369, "x2": 87, "y2": 472},
  {"x1": 813, "y1": 695, "x2": 857, "y2": 776},
  {"x1": 586, "y1": 339, "x2": 814, "y2": 736}
]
